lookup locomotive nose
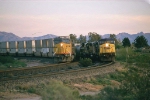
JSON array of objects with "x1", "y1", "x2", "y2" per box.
[
  {"x1": 105, "y1": 43, "x2": 109, "y2": 47},
  {"x1": 60, "y1": 43, "x2": 63, "y2": 47}
]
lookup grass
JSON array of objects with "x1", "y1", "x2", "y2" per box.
[
  {"x1": 116, "y1": 47, "x2": 150, "y2": 68},
  {"x1": 81, "y1": 47, "x2": 150, "y2": 100},
  {"x1": 88, "y1": 77, "x2": 111, "y2": 85},
  {"x1": 0, "y1": 56, "x2": 27, "y2": 70},
  {"x1": 15, "y1": 80, "x2": 81, "y2": 100}
]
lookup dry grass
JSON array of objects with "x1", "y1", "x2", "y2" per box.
[{"x1": 74, "y1": 83, "x2": 104, "y2": 92}]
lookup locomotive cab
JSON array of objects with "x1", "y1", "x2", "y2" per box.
[
  {"x1": 99, "y1": 38, "x2": 116, "y2": 62},
  {"x1": 53, "y1": 36, "x2": 75, "y2": 62}
]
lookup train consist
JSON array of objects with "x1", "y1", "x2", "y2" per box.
[
  {"x1": 0, "y1": 36, "x2": 75, "y2": 62},
  {"x1": 0, "y1": 36, "x2": 115, "y2": 62}
]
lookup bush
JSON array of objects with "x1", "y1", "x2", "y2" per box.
[
  {"x1": 88, "y1": 78, "x2": 111, "y2": 85},
  {"x1": 0, "y1": 56, "x2": 14, "y2": 64},
  {"x1": 39, "y1": 80, "x2": 80, "y2": 100},
  {"x1": 15, "y1": 80, "x2": 81, "y2": 100},
  {"x1": 84, "y1": 66, "x2": 150, "y2": 100},
  {"x1": 0, "y1": 56, "x2": 27, "y2": 70},
  {"x1": 79, "y1": 58, "x2": 92, "y2": 67}
]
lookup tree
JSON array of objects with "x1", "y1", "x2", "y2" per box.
[
  {"x1": 110, "y1": 34, "x2": 116, "y2": 39},
  {"x1": 134, "y1": 35, "x2": 148, "y2": 48},
  {"x1": 122, "y1": 37, "x2": 131, "y2": 47},
  {"x1": 69, "y1": 34, "x2": 77, "y2": 43},
  {"x1": 78, "y1": 34, "x2": 86, "y2": 43},
  {"x1": 110, "y1": 34, "x2": 122, "y2": 49},
  {"x1": 88, "y1": 32, "x2": 101, "y2": 42}
]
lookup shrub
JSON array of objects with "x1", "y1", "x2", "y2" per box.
[
  {"x1": 79, "y1": 58, "x2": 92, "y2": 67},
  {"x1": 0, "y1": 56, "x2": 14, "y2": 64},
  {"x1": 15, "y1": 80, "x2": 81, "y2": 100},
  {"x1": 85, "y1": 66, "x2": 150, "y2": 100},
  {"x1": 89, "y1": 78, "x2": 111, "y2": 85},
  {"x1": 0, "y1": 56, "x2": 27, "y2": 70},
  {"x1": 38, "y1": 80, "x2": 80, "y2": 100}
]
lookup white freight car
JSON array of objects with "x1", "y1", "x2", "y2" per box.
[
  {"x1": 41, "y1": 39, "x2": 54, "y2": 57},
  {"x1": 34, "y1": 40, "x2": 42, "y2": 56},
  {"x1": 9, "y1": 41, "x2": 18, "y2": 55},
  {"x1": 18, "y1": 41, "x2": 26, "y2": 55},
  {"x1": 41, "y1": 39, "x2": 49, "y2": 57},
  {"x1": 47, "y1": 38, "x2": 54, "y2": 57},
  {"x1": 26, "y1": 40, "x2": 35, "y2": 56},
  {"x1": 0, "y1": 42, "x2": 9, "y2": 55}
]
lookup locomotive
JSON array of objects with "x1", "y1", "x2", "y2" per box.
[
  {"x1": 53, "y1": 36, "x2": 75, "y2": 62},
  {"x1": 79, "y1": 42, "x2": 99, "y2": 60},
  {"x1": 99, "y1": 38, "x2": 116, "y2": 62},
  {"x1": 79, "y1": 38, "x2": 116, "y2": 62}
]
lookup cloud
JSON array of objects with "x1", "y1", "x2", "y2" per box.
[{"x1": 0, "y1": 14, "x2": 150, "y2": 37}]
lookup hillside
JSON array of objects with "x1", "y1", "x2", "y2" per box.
[
  {"x1": 102, "y1": 32, "x2": 150, "y2": 45},
  {"x1": 0, "y1": 31, "x2": 57, "y2": 42},
  {"x1": 0, "y1": 32, "x2": 21, "y2": 41},
  {"x1": 0, "y1": 31, "x2": 150, "y2": 45}
]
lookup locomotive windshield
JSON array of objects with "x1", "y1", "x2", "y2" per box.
[
  {"x1": 54, "y1": 37, "x2": 70, "y2": 44},
  {"x1": 99, "y1": 38, "x2": 115, "y2": 45}
]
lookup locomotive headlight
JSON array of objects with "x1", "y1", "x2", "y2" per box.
[
  {"x1": 61, "y1": 43, "x2": 63, "y2": 47},
  {"x1": 105, "y1": 43, "x2": 109, "y2": 47}
]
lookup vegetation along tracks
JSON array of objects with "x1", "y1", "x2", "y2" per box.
[
  {"x1": 0, "y1": 62, "x2": 117, "y2": 90},
  {"x1": 0, "y1": 62, "x2": 114, "y2": 82}
]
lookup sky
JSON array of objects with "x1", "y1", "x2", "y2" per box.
[{"x1": 0, "y1": 0, "x2": 150, "y2": 38}]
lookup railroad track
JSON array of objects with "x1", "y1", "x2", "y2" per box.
[
  {"x1": 0, "y1": 62, "x2": 114, "y2": 82},
  {"x1": 0, "y1": 62, "x2": 79, "y2": 81},
  {"x1": 0, "y1": 62, "x2": 117, "y2": 91}
]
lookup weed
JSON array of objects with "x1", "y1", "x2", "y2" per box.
[
  {"x1": 15, "y1": 80, "x2": 81, "y2": 100},
  {"x1": 0, "y1": 56, "x2": 27, "y2": 70},
  {"x1": 79, "y1": 58, "x2": 92, "y2": 67}
]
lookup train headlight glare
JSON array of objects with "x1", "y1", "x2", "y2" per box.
[
  {"x1": 105, "y1": 43, "x2": 109, "y2": 47},
  {"x1": 61, "y1": 43, "x2": 63, "y2": 47}
]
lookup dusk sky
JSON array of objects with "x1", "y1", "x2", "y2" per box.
[{"x1": 0, "y1": 0, "x2": 150, "y2": 37}]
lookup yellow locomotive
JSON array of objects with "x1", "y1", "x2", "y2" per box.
[
  {"x1": 99, "y1": 38, "x2": 116, "y2": 62},
  {"x1": 53, "y1": 36, "x2": 75, "y2": 62}
]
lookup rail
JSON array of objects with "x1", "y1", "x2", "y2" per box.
[{"x1": 0, "y1": 62, "x2": 114, "y2": 82}]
